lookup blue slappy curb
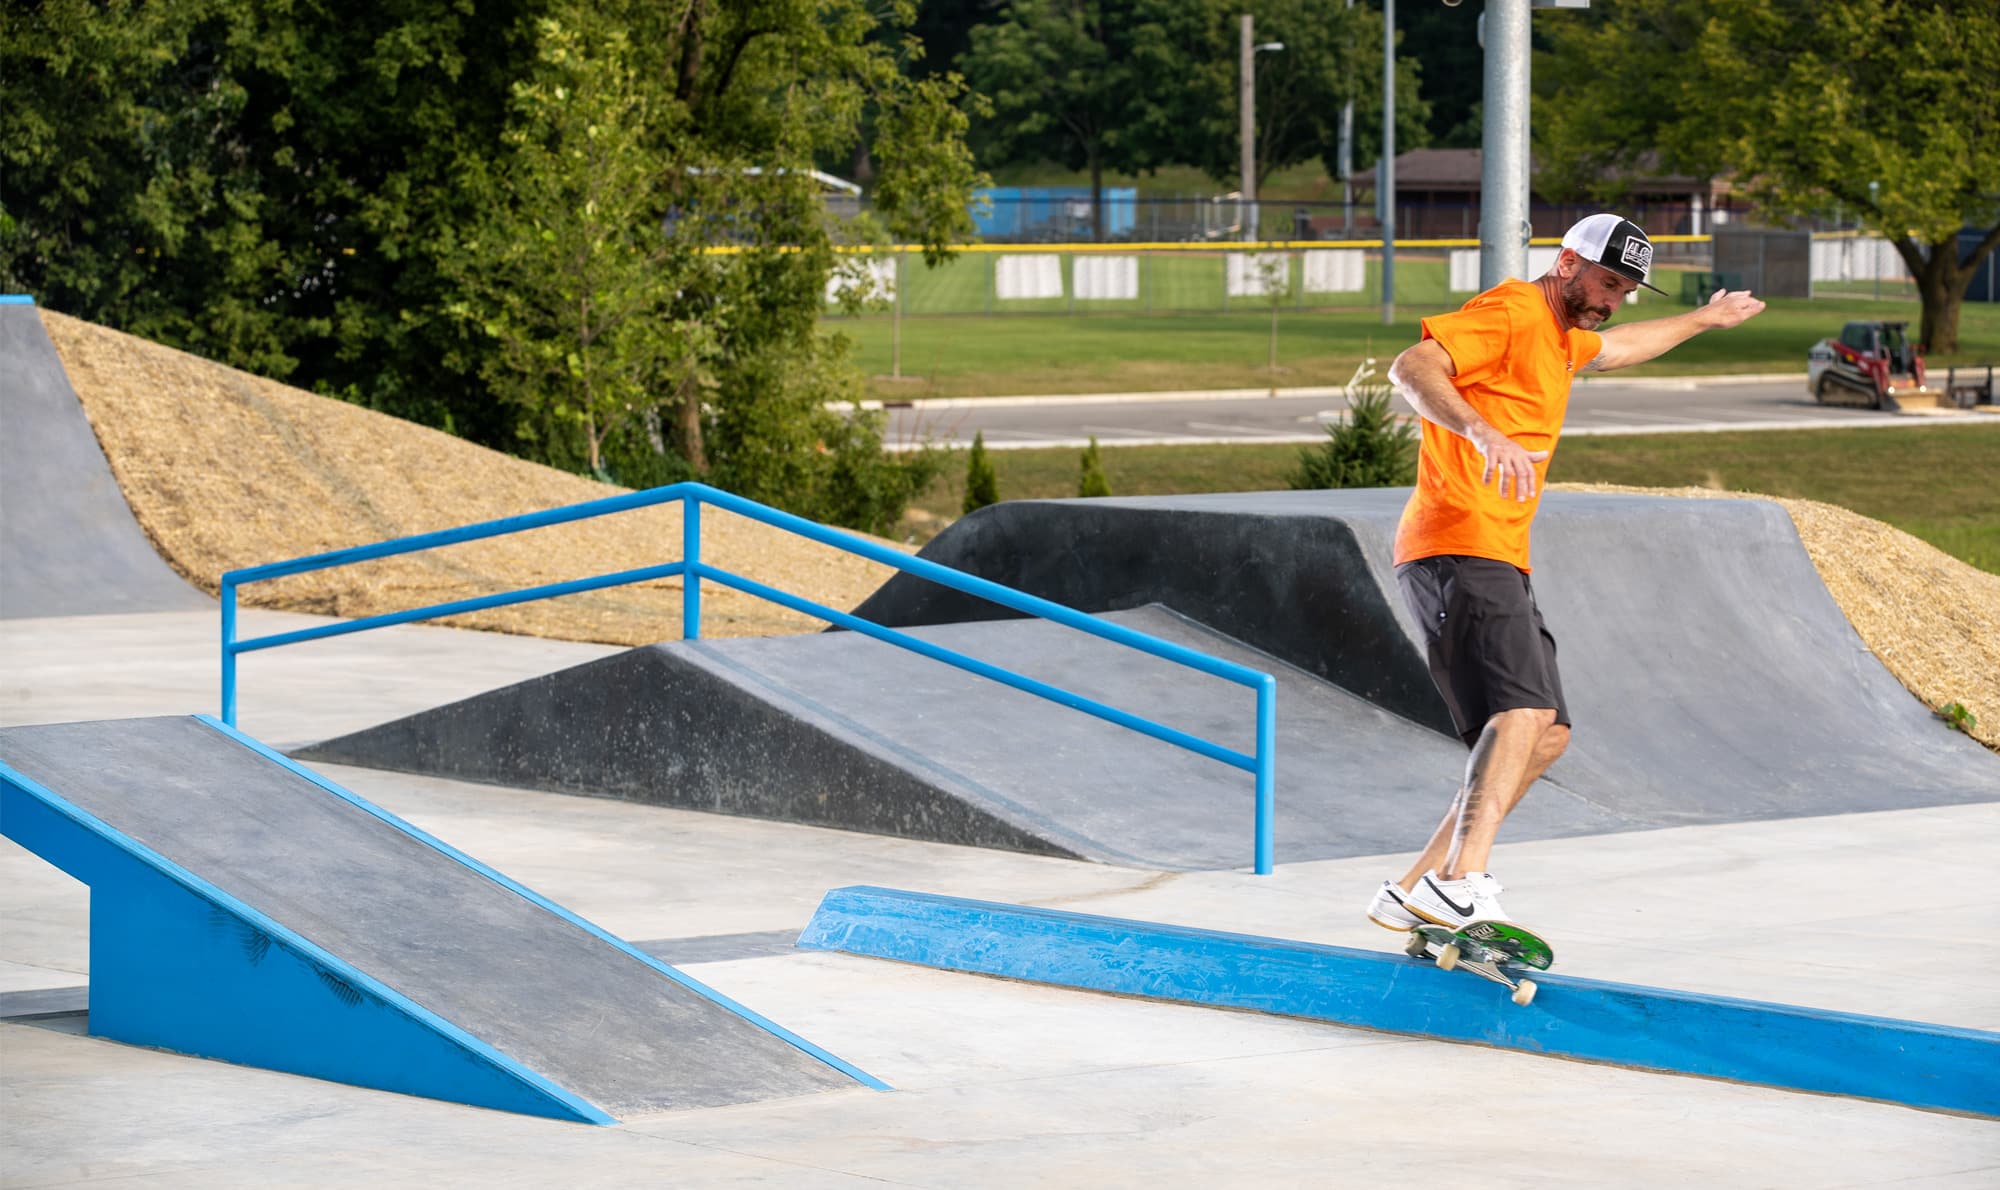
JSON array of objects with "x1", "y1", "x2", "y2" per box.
[{"x1": 799, "y1": 885, "x2": 2000, "y2": 1118}]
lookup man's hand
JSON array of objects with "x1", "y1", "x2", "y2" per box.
[
  {"x1": 1701, "y1": 288, "x2": 1766, "y2": 329},
  {"x1": 1472, "y1": 427, "x2": 1549, "y2": 503}
]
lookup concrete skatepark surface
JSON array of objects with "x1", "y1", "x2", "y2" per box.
[
  {"x1": 0, "y1": 304, "x2": 208, "y2": 618},
  {"x1": 3, "y1": 308, "x2": 1997, "y2": 1180},
  {"x1": 4, "y1": 609, "x2": 1998, "y2": 1184}
]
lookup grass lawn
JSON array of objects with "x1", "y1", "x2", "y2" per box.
[
  {"x1": 909, "y1": 423, "x2": 2000, "y2": 574},
  {"x1": 834, "y1": 289, "x2": 2000, "y2": 400}
]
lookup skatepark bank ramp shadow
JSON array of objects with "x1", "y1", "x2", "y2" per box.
[{"x1": 0, "y1": 716, "x2": 875, "y2": 1122}]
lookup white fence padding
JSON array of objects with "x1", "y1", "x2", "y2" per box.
[
  {"x1": 1448, "y1": 246, "x2": 1562, "y2": 291},
  {"x1": 824, "y1": 257, "x2": 896, "y2": 304},
  {"x1": 1073, "y1": 255, "x2": 1139, "y2": 300},
  {"x1": 1811, "y1": 237, "x2": 1910, "y2": 282},
  {"x1": 1301, "y1": 249, "x2": 1365, "y2": 293},
  {"x1": 996, "y1": 254, "x2": 1065, "y2": 300},
  {"x1": 1448, "y1": 249, "x2": 1481, "y2": 292},
  {"x1": 1227, "y1": 252, "x2": 1289, "y2": 297}
]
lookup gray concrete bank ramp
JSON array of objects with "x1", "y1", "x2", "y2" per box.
[
  {"x1": 853, "y1": 490, "x2": 1998, "y2": 824},
  {"x1": 0, "y1": 299, "x2": 208, "y2": 617},
  {"x1": 302, "y1": 606, "x2": 1626, "y2": 869},
  {"x1": 0, "y1": 716, "x2": 866, "y2": 1121}
]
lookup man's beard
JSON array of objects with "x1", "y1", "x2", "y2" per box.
[{"x1": 1561, "y1": 276, "x2": 1616, "y2": 326}]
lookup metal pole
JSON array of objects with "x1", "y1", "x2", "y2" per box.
[
  {"x1": 1479, "y1": 0, "x2": 1531, "y2": 287},
  {"x1": 220, "y1": 579, "x2": 237, "y2": 726},
  {"x1": 683, "y1": 494, "x2": 701, "y2": 640},
  {"x1": 1339, "y1": 0, "x2": 1355, "y2": 235},
  {"x1": 1381, "y1": 0, "x2": 1395, "y2": 324},
  {"x1": 1240, "y1": 14, "x2": 1256, "y2": 242},
  {"x1": 1254, "y1": 674, "x2": 1276, "y2": 875}
]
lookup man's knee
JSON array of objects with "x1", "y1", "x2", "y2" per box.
[
  {"x1": 1537, "y1": 723, "x2": 1571, "y2": 764},
  {"x1": 1491, "y1": 706, "x2": 1558, "y2": 733}
]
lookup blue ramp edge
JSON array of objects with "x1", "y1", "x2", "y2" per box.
[{"x1": 798, "y1": 885, "x2": 2000, "y2": 1118}]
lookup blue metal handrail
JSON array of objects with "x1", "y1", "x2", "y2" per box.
[{"x1": 221, "y1": 482, "x2": 1280, "y2": 872}]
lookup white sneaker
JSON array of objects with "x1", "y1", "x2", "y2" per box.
[
  {"x1": 1404, "y1": 870, "x2": 1511, "y2": 929},
  {"x1": 1364, "y1": 880, "x2": 1424, "y2": 932}
]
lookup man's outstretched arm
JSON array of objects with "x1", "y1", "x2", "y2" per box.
[{"x1": 1585, "y1": 288, "x2": 1767, "y2": 372}]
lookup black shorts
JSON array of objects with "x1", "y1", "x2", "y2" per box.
[{"x1": 1395, "y1": 555, "x2": 1569, "y2": 748}]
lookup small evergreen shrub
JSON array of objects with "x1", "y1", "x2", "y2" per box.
[
  {"x1": 1286, "y1": 385, "x2": 1418, "y2": 489},
  {"x1": 964, "y1": 430, "x2": 1000, "y2": 513},
  {"x1": 1079, "y1": 435, "x2": 1112, "y2": 498}
]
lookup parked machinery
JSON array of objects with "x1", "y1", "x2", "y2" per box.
[{"x1": 1806, "y1": 320, "x2": 1929, "y2": 410}]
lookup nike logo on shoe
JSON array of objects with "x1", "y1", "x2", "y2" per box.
[{"x1": 1422, "y1": 876, "x2": 1477, "y2": 918}]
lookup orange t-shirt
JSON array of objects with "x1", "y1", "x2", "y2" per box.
[{"x1": 1393, "y1": 279, "x2": 1602, "y2": 572}]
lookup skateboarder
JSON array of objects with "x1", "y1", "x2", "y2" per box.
[{"x1": 1365, "y1": 213, "x2": 1767, "y2": 932}]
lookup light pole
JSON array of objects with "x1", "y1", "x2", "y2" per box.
[
  {"x1": 1478, "y1": 1, "x2": 1590, "y2": 287},
  {"x1": 1338, "y1": 0, "x2": 1355, "y2": 236},
  {"x1": 1239, "y1": 15, "x2": 1284, "y2": 242},
  {"x1": 1380, "y1": 0, "x2": 1395, "y2": 324}
]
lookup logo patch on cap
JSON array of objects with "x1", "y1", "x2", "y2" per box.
[{"x1": 1620, "y1": 236, "x2": 1653, "y2": 274}]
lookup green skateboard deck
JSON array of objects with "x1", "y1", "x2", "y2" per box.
[{"x1": 1405, "y1": 920, "x2": 1554, "y2": 1005}]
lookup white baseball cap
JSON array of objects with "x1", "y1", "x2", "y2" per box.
[{"x1": 1560, "y1": 213, "x2": 1668, "y2": 295}]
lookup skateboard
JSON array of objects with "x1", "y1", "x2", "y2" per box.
[{"x1": 1403, "y1": 919, "x2": 1553, "y2": 1006}]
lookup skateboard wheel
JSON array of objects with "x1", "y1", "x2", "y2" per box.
[
  {"x1": 1512, "y1": 979, "x2": 1537, "y2": 1007},
  {"x1": 1437, "y1": 942, "x2": 1461, "y2": 971},
  {"x1": 1404, "y1": 932, "x2": 1430, "y2": 959}
]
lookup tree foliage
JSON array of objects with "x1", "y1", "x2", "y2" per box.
[
  {"x1": 1537, "y1": 0, "x2": 2000, "y2": 352},
  {"x1": 960, "y1": 0, "x2": 1148, "y2": 239},
  {"x1": 1129, "y1": 0, "x2": 1424, "y2": 194},
  {"x1": 960, "y1": 0, "x2": 1424, "y2": 206},
  {"x1": 1286, "y1": 386, "x2": 1417, "y2": 490},
  {"x1": 1, "y1": 0, "x2": 977, "y2": 532}
]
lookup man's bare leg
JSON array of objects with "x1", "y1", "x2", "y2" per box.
[{"x1": 1397, "y1": 711, "x2": 1569, "y2": 888}]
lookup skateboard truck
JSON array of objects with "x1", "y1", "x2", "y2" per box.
[{"x1": 1405, "y1": 922, "x2": 1551, "y2": 1007}]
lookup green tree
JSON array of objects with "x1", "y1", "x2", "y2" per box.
[
  {"x1": 1078, "y1": 435, "x2": 1111, "y2": 497},
  {"x1": 1537, "y1": 0, "x2": 2000, "y2": 353},
  {"x1": 3, "y1": 0, "x2": 981, "y2": 533},
  {"x1": 1128, "y1": 0, "x2": 1424, "y2": 195},
  {"x1": 446, "y1": 15, "x2": 682, "y2": 479},
  {"x1": 964, "y1": 430, "x2": 1000, "y2": 512},
  {"x1": 1286, "y1": 386, "x2": 1416, "y2": 490},
  {"x1": 961, "y1": 0, "x2": 1150, "y2": 240}
]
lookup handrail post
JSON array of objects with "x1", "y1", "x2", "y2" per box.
[
  {"x1": 221, "y1": 578, "x2": 238, "y2": 727},
  {"x1": 682, "y1": 492, "x2": 701, "y2": 640},
  {"x1": 1254, "y1": 675, "x2": 1276, "y2": 875}
]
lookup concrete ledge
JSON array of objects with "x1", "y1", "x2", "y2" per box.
[{"x1": 799, "y1": 886, "x2": 2000, "y2": 1118}]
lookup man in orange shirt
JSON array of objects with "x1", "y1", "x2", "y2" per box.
[{"x1": 1366, "y1": 213, "x2": 1767, "y2": 933}]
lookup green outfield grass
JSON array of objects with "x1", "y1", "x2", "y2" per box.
[
  {"x1": 909, "y1": 423, "x2": 2000, "y2": 573},
  {"x1": 834, "y1": 288, "x2": 2000, "y2": 399}
]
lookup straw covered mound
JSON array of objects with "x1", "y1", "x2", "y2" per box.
[
  {"x1": 41, "y1": 308, "x2": 1996, "y2": 750},
  {"x1": 41, "y1": 309, "x2": 903, "y2": 643}
]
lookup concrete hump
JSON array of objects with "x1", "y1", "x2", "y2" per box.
[
  {"x1": 852, "y1": 491, "x2": 1998, "y2": 824},
  {"x1": 0, "y1": 301, "x2": 208, "y2": 618},
  {"x1": 0, "y1": 716, "x2": 868, "y2": 1121},
  {"x1": 301, "y1": 605, "x2": 1632, "y2": 869}
]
